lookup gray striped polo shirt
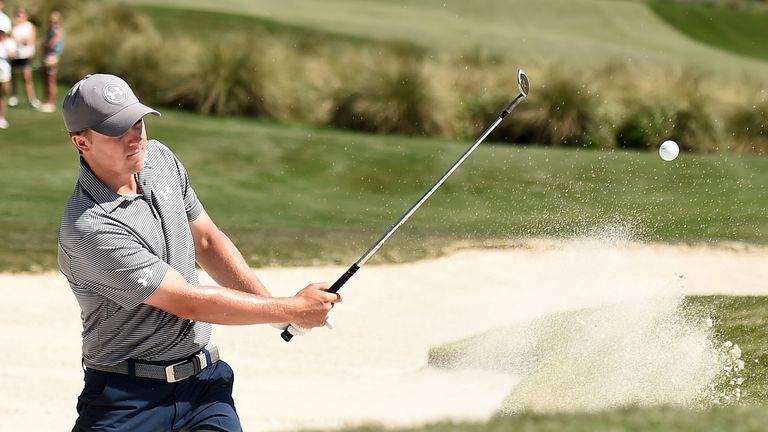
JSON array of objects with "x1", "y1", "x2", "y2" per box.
[{"x1": 58, "y1": 140, "x2": 212, "y2": 366}]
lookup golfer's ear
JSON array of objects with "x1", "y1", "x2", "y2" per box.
[{"x1": 71, "y1": 133, "x2": 89, "y2": 153}]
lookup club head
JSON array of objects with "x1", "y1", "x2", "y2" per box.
[
  {"x1": 518, "y1": 69, "x2": 529, "y2": 97},
  {"x1": 499, "y1": 70, "x2": 530, "y2": 118}
]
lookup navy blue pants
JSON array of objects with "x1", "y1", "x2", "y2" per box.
[{"x1": 73, "y1": 360, "x2": 241, "y2": 431}]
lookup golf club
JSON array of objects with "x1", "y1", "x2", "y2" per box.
[{"x1": 282, "y1": 69, "x2": 530, "y2": 342}]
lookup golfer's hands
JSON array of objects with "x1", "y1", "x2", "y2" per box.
[
  {"x1": 272, "y1": 282, "x2": 341, "y2": 334},
  {"x1": 270, "y1": 316, "x2": 335, "y2": 336},
  {"x1": 270, "y1": 322, "x2": 312, "y2": 337}
]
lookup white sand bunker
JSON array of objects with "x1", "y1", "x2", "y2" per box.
[{"x1": 2, "y1": 233, "x2": 765, "y2": 430}]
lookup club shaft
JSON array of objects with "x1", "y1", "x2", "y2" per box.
[
  {"x1": 281, "y1": 91, "x2": 526, "y2": 342},
  {"x1": 356, "y1": 123, "x2": 498, "y2": 266},
  {"x1": 357, "y1": 92, "x2": 526, "y2": 266}
]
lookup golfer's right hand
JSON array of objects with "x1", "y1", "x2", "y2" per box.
[{"x1": 291, "y1": 282, "x2": 342, "y2": 329}]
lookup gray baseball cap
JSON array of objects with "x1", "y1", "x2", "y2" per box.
[{"x1": 62, "y1": 74, "x2": 160, "y2": 137}]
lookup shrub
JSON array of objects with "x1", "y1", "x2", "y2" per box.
[
  {"x1": 58, "y1": 3, "x2": 168, "y2": 103},
  {"x1": 511, "y1": 70, "x2": 605, "y2": 147},
  {"x1": 164, "y1": 33, "x2": 270, "y2": 116},
  {"x1": 727, "y1": 103, "x2": 768, "y2": 154},
  {"x1": 257, "y1": 38, "x2": 337, "y2": 123},
  {"x1": 616, "y1": 100, "x2": 720, "y2": 153},
  {"x1": 459, "y1": 91, "x2": 521, "y2": 142},
  {"x1": 21, "y1": 0, "x2": 84, "y2": 24},
  {"x1": 672, "y1": 103, "x2": 721, "y2": 153},
  {"x1": 616, "y1": 66, "x2": 722, "y2": 152},
  {"x1": 672, "y1": 71, "x2": 722, "y2": 152},
  {"x1": 442, "y1": 57, "x2": 514, "y2": 141},
  {"x1": 616, "y1": 104, "x2": 677, "y2": 150},
  {"x1": 328, "y1": 59, "x2": 448, "y2": 136}
]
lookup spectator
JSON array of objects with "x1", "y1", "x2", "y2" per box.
[
  {"x1": 40, "y1": 10, "x2": 63, "y2": 113},
  {"x1": 0, "y1": 11, "x2": 15, "y2": 129},
  {"x1": 0, "y1": 1, "x2": 9, "y2": 34},
  {"x1": 9, "y1": 6, "x2": 40, "y2": 109}
]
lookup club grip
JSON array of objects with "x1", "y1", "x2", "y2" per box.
[
  {"x1": 281, "y1": 264, "x2": 360, "y2": 342},
  {"x1": 328, "y1": 263, "x2": 360, "y2": 293}
]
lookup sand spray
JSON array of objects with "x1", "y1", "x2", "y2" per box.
[{"x1": 436, "y1": 221, "x2": 745, "y2": 413}]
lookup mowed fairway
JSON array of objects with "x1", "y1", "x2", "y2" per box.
[
  {"x1": 650, "y1": 1, "x2": 768, "y2": 62},
  {"x1": 1, "y1": 104, "x2": 767, "y2": 272},
  {"x1": 121, "y1": 0, "x2": 768, "y2": 77}
]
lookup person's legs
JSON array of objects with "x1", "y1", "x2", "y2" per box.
[
  {"x1": 8, "y1": 58, "x2": 21, "y2": 105},
  {"x1": 46, "y1": 69, "x2": 55, "y2": 103},
  {"x1": 0, "y1": 89, "x2": 7, "y2": 128},
  {"x1": 0, "y1": 83, "x2": 6, "y2": 110},
  {"x1": 72, "y1": 369, "x2": 177, "y2": 432},
  {"x1": 42, "y1": 70, "x2": 49, "y2": 102},
  {"x1": 43, "y1": 55, "x2": 59, "y2": 106},
  {"x1": 173, "y1": 360, "x2": 241, "y2": 432},
  {"x1": 0, "y1": 67, "x2": 9, "y2": 128},
  {"x1": 41, "y1": 66, "x2": 57, "y2": 112},
  {"x1": 22, "y1": 64, "x2": 39, "y2": 107}
]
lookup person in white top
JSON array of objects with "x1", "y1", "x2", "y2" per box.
[
  {"x1": 0, "y1": 1, "x2": 11, "y2": 35},
  {"x1": 9, "y1": 6, "x2": 40, "y2": 109},
  {"x1": 0, "y1": 8, "x2": 16, "y2": 129}
]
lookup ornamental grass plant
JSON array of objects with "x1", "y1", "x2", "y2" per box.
[{"x1": 36, "y1": 1, "x2": 768, "y2": 155}]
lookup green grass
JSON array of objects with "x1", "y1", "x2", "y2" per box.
[
  {"x1": 134, "y1": 4, "x2": 376, "y2": 46},
  {"x1": 302, "y1": 406, "x2": 768, "y2": 432},
  {"x1": 313, "y1": 296, "x2": 768, "y2": 432},
  {"x1": 649, "y1": 1, "x2": 768, "y2": 62},
  {"x1": 118, "y1": 0, "x2": 768, "y2": 77},
  {"x1": 1, "y1": 101, "x2": 767, "y2": 272},
  {"x1": 688, "y1": 297, "x2": 768, "y2": 402}
]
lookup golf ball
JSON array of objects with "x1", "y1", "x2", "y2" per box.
[{"x1": 659, "y1": 140, "x2": 679, "y2": 161}]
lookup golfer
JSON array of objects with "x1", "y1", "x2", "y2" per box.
[{"x1": 58, "y1": 74, "x2": 340, "y2": 431}]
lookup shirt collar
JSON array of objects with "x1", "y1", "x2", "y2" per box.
[{"x1": 77, "y1": 157, "x2": 155, "y2": 214}]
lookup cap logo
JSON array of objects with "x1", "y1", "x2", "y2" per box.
[{"x1": 103, "y1": 83, "x2": 127, "y2": 105}]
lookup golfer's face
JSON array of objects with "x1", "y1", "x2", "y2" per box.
[{"x1": 89, "y1": 120, "x2": 148, "y2": 175}]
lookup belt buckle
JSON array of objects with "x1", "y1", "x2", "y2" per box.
[
  {"x1": 165, "y1": 360, "x2": 187, "y2": 383},
  {"x1": 195, "y1": 352, "x2": 208, "y2": 370}
]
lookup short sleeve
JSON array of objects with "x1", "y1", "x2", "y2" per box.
[
  {"x1": 69, "y1": 229, "x2": 170, "y2": 310},
  {"x1": 174, "y1": 156, "x2": 204, "y2": 222}
]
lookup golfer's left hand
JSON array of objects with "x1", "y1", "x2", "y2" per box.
[{"x1": 271, "y1": 315, "x2": 335, "y2": 336}]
